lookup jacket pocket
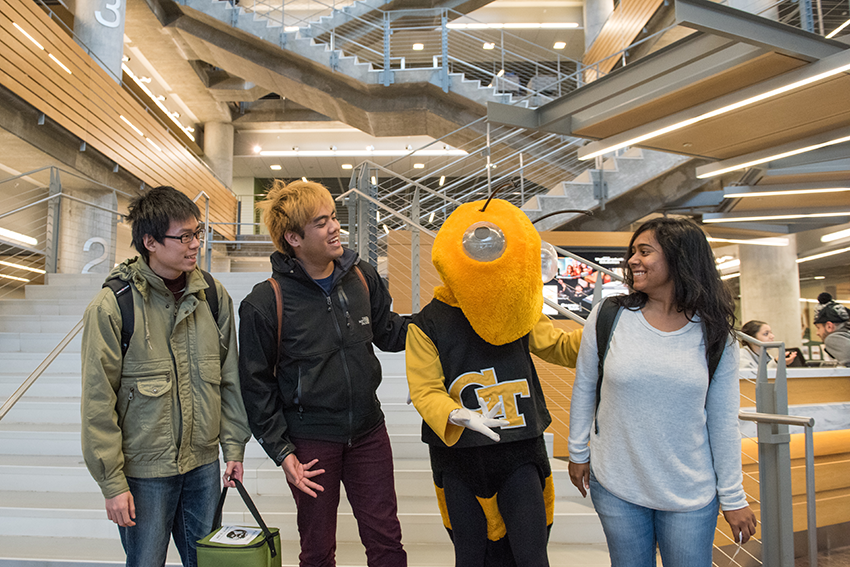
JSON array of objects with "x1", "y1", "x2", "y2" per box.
[
  {"x1": 120, "y1": 373, "x2": 173, "y2": 456},
  {"x1": 192, "y1": 356, "x2": 222, "y2": 449}
]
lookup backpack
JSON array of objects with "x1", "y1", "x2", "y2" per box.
[
  {"x1": 103, "y1": 270, "x2": 219, "y2": 357},
  {"x1": 593, "y1": 296, "x2": 723, "y2": 433},
  {"x1": 265, "y1": 265, "x2": 369, "y2": 376}
]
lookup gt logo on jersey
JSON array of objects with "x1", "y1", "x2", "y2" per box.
[{"x1": 447, "y1": 367, "x2": 530, "y2": 428}]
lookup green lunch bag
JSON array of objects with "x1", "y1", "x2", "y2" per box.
[{"x1": 196, "y1": 478, "x2": 282, "y2": 567}]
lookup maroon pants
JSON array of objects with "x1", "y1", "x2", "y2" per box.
[{"x1": 289, "y1": 423, "x2": 407, "y2": 567}]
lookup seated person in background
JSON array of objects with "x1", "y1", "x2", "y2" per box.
[
  {"x1": 739, "y1": 320, "x2": 797, "y2": 370},
  {"x1": 814, "y1": 293, "x2": 850, "y2": 366}
]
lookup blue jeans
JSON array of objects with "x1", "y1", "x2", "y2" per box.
[
  {"x1": 119, "y1": 460, "x2": 220, "y2": 567},
  {"x1": 589, "y1": 473, "x2": 718, "y2": 567}
]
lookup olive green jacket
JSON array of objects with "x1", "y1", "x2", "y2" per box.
[{"x1": 81, "y1": 257, "x2": 250, "y2": 499}]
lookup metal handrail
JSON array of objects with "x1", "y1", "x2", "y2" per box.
[
  {"x1": 738, "y1": 411, "x2": 818, "y2": 567},
  {"x1": 0, "y1": 319, "x2": 85, "y2": 422}
]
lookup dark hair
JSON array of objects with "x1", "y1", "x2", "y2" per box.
[
  {"x1": 818, "y1": 292, "x2": 833, "y2": 304},
  {"x1": 126, "y1": 186, "x2": 200, "y2": 261},
  {"x1": 615, "y1": 217, "x2": 736, "y2": 368},
  {"x1": 740, "y1": 320, "x2": 768, "y2": 349}
]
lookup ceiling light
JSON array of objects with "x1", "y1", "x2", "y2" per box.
[
  {"x1": 697, "y1": 130, "x2": 850, "y2": 179},
  {"x1": 706, "y1": 236, "x2": 789, "y2": 246},
  {"x1": 715, "y1": 259, "x2": 740, "y2": 271},
  {"x1": 723, "y1": 183, "x2": 850, "y2": 199},
  {"x1": 48, "y1": 54, "x2": 72, "y2": 75},
  {"x1": 330, "y1": 145, "x2": 337, "y2": 151},
  {"x1": 155, "y1": 95, "x2": 166, "y2": 101},
  {"x1": 371, "y1": 176, "x2": 377, "y2": 185},
  {"x1": 814, "y1": 276, "x2": 825, "y2": 280},
  {"x1": 496, "y1": 69, "x2": 505, "y2": 77},
  {"x1": 553, "y1": 41, "x2": 566, "y2": 50},
  {"x1": 13, "y1": 23, "x2": 44, "y2": 50},
  {"x1": 447, "y1": 22, "x2": 578, "y2": 30},
  {"x1": 413, "y1": 163, "x2": 425, "y2": 169},
  {"x1": 579, "y1": 53, "x2": 850, "y2": 161},
  {"x1": 0, "y1": 260, "x2": 46, "y2": 274},
  {"x1": 429, "y1": 212, "x2": 435, "y2": 223},
  {"x1": 119, "y1": 115, "x2": 144, "y2": 137},
  {"x1": 0, "y1": 273, "x2": 29, "y2": 283},
  {"x1": 383, "y1": 224, "x2": 390, "y2": 235},
  {"x1": 366, "y1": 145, "x2": 375, "y2": 151},
  {"x1": 284, "y1": 26, "x2": 299, "y2": 32},
  {"x1": 260, "y1": 149, "x2": 467, "y2": 157},
  {"x1": 341, "y1": 164, "x2": 353, "y2": 170},
  {"x1": 412, "y1": 43, "x2": 424, "y2": 51},
  {"x1": 703, "y1": 211, "x2": 850, "y2": 224},
  {"x1": 822, "y1": 228, "x2": 850, "y2": 243},
  {"x1": 720, "y1": 272, "x2": 740, "y2": 281},
  {"x1": 483, "y1": 42, "x2": 496, "y2": 50},
  {"x1": 439, "y1": 176, "x2": 445, "y2": 187},
  {"x1": 145, "y1": 137, "x2": 162, "y2": 152},
  {"x1": 301, "y1": 177, "x2": 308, "y2": 182},
  {"x1": 0, "y1": 227, "x2": 38, "y2": 246},
  {"x1": 122, "y1": 55, "x2": 130, "y2": 62},
  {"x1": 715, "y1": 255, "x2": 733, "y2": 264},
  {"x1": 139, "y1": 76, "x2": 152, "y2": 83},
  {"x1": 253, "y1": 145, "x2": 262, "y2": 154},
  {"x1": 826, "y1": 18, "x2": 850, "y2": 38},
  {"x1": 797, "y1": 246, "x2": 850, "y2": 263},
  {"x1": 270, "y1": 165, "x2": 281, "y2": 170}
]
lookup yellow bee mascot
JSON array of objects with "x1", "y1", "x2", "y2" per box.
[{"x1": 406, "y1": 197, "x2": 583, "y2": 566}]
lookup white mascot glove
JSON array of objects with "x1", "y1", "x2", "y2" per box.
[{"x1": 448, "y1": 397, "x2": 511, "y2": 442}]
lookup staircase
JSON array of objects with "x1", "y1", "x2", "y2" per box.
[{"x1": 0, "y1": 272, "x2": 608, "y2": 566}]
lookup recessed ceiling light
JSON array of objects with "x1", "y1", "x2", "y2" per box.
[
  {"x1": 483, "y1": 43, "x2": 496, "y2": 50},
  {"x1": 412, "y1": 43, "x2": 424, "y2": 51},
  {"x1": 553, "y1": 42, "x2": 566, "y2": 50},
  {"x1": 413, "y1": 163, "x2": 425, "y2": 169},
  {"x1": 341, "y1": 164, "x2": 353, "y2": 170},
  {"x1": 270, "y1": 165, "x2": 281, "y2": 170}
]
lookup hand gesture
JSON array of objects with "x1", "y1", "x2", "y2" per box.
[
  {"x1": 282, "y1": 453, "x2": 325, "y2": 498},
  {"x1": 449, "y1": 396, "x2": 511, "y2": 442}
]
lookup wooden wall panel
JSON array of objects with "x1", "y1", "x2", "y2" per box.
[{"x1": 0, "y1": 0, "x2": 236, "y2": 238}]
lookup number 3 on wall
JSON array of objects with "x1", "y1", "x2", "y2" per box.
[
  {"x1": 95, "y1": 0, "x2": 122, "y2": 28},
  {"x1": 82, "y1": 237, "x2": 109, "y2": 274}
]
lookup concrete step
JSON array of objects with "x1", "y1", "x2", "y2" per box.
[
  {"x1": 0, "y1": 315, "x2": 80, "y2": 333},
  {"x1": 0, "y1": 299, "x2": 87, "y2": 317},
  {"x1": 0, "y1": 332, "x2": 82, "y2": 353}
]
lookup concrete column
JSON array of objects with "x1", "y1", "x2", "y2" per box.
[
  {"x1": 584, "y1": 0, "x2": 615, "y2": 51},
  {"x1": 739, "y1": 236, "x2": 802, "y2": 349},
  {"x1": 58, "y1": 189, "x2": 119, "y2": 275},
  {"x1": 73, "y1": 0, "x2": 127, "y2": 81},
  {"x1": 203, "y1": 122, "x2": 235, "y2": 189}
]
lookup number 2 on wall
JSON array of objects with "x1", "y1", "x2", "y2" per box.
[{"x1": 82, "y1": 237, "x2": 108, "y2": 274}]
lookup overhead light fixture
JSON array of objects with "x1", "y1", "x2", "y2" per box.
[
  {"x1": 253, "y1": 145, "x2": 262, "y2": 154},
  {"x1": 48, "y1": 53, "x2": 72, "y2": 75},
  {"x1": 814, "y1": 276, "x2": 826, "y2": 280},
  {"x1": 412, "y1": 43, "x2": 424, "y2": 51},
  {"x1": 439, "y1": 176, "x2": 445, "y2": 187},
  {"x1": 371, "y1": 176, "x2": 377, "y2": 185},
  {"x1": 383, "y1": 224, "x2": 390, "y2": 235},
  {"x1": 13, "y1": 22, "x2": 44, "y2": 50},
  {"x1": 122, "y1": 64, "x2": 194, "y2": 141},
  {"x1": 496, "y1": 69, "x2": 505, "y2": 78},
  {"x1": 145, "y1": 137, "x2": 162, "y2": 152},
  {"x1": 0, "y1": 227, "x2": 38, "y2": 246},
  {"x1": 270, "y1": 165, "x2": 281, "y2": 170},
  {"x1": 0, "y1": 273, "x2": 29, "y2": 283},
  {"x1": 341, "y1": 164, "x2": 353, "y2": 170},
  {"x1": 301, "y1": 177, "x2": 308, "y2": 182},
  {"x1": 715, "y1": 259, "x2": 740, "y2": 271},
  {"x1": 706, "y1": 236, "x2": 789, "y2": 246},
  {"x1": 0, "y1": 260, "x2": 46, "y2": 274},
  {"x1": 579, "y1": 52, "x2": 850, "y2": 161},
  {"x1": 826, "y1": 18, "x2": 850, "y2": 38},
  {"x1": 122, "y1": 55, "x2": 130, "y2": 62},
  {"x1": 703, "y1": 210, "x2": 850, "y2": 224},
  {"x1": 260, "y1": 149, "x2": 467, "y2": 157},
  {"x1": 447, "y1": 22, "x2": 579, "y2": 30},
  {"x1": 139, "y1": 76, "x2": 152, "y2": 83},
  {"x1": 483, "y1": 42, "x2": 496, "y2": 50},
  {"x1": 284, "y1": 26, "x2": 299, "y2": 32},
  {"x1": 553, "y1": 41, "x2": 566, "y2": 50},
  {"x1": 822, "y1": 228, "x2": 850, "y2": 243},
  {"x1": 119, "y1": 115, "x2": 144, "y2": 137},
  {"x1": 366, "y1": 145, "x2": 375, "y2": 151},
  {"x1": 797, "y1": 246, "x2": 850, "y2": 263},
  {"x1": 723, "y1": 183, "x2": 850, "y2": 199},
  {"x1": 413, "y1": 163, "x2": 425, "y2": 169},
  {"x1": 720, "y1": 272, "x2": 740, "y2": 281},
  {"x1": 697, "y1": 129, "x2": 850, "y2": 179},
  {"x1": 155, "y1": 95, "x2": 166, "y2": 101},
  {"x1": 429, "y1": 212, "x2": 435, "y2": 223}
]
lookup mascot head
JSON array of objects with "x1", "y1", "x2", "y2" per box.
[{"x1": 432, "y1": 197, "x2": 556, "y2": 346}]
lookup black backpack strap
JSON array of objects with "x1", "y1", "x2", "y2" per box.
[
  {"x1": 103, "y1": 278, "x2": 134, "y2": 357},
  {"x1": 201, "y1": 270, "x2": 219, "y2": 322},
  {"x1": 594, "y1": 297, "x2": 621, "y2": 434}
]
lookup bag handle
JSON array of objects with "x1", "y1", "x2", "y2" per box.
[{"x1": 212, "y1": 478, "x2": 278, "y2": 558}]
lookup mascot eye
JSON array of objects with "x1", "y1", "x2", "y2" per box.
[
  {"x1": 541, "y1": 241, "x2": 558, "y2": 282},
  {"x1": 462, "y1": 222, "x2": 506, "y2": 262}
]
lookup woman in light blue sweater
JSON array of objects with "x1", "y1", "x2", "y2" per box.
[{"x1": 568, "y1": 218, "x2": 756, "y2": 567}]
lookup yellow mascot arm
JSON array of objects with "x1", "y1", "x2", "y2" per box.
[
  {"x1": 406, "y1": 323, "x2": 465, "y2": 446},
  {"x1": 528, "y1": 312, "x2": 583, "y2": 368}
]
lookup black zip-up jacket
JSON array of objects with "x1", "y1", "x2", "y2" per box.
[{"x1": 238, "y1": 249, "x2": 408, "y2": 465}]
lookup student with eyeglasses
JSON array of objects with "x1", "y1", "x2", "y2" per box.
[{"x1": 81, "y1": 185, "x2": 251, "y2": 567}]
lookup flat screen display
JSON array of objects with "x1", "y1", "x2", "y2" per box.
[{"x1": 543, "y1": 248, "x2": 629, "y2": 318}]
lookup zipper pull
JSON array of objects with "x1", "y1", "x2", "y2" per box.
[
  {"x1": 298, "y1": 406, "x2": 304, "y2": 420},
  {"x1": 345, "y1": 311, "x2": 351, "y2": 328},
  {"x1": 326, "y1": 296, "x2": 332, "y2": 312},
  {"x1": 129, "y1": 387, "x2": 135, "y2": 401}
]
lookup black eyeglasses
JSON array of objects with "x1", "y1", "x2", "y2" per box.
[{"x1": 162, "y1": 227, "x2": 205, "y2": 245}]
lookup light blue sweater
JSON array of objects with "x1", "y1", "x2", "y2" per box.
[{"x1": 568, "y1": 304, "x2": 748, "y2": 512}]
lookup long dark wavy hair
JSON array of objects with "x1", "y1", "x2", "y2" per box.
[{"x1": 614, "y1": 217, "x2": 737, "y2": 370}]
